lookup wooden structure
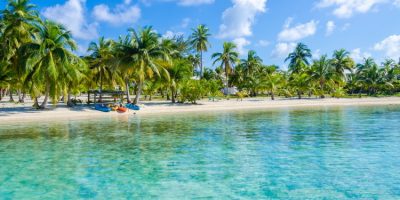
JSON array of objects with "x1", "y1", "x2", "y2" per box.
[{"x1": 87, "y1": 90, "x2": 125, "y2": 104}]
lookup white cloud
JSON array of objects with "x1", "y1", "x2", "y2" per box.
[
  {"x1": 326, "y1": 20, "x2": 335, "y2": 36},
  {"x1": 42, "y1": 0, "x2": 98, "y2": 40},
  {"x1": 233, "y1": 37, "x2": 251, "y2": 55},
  {"x1": 373, "y1": 35, "x2": 400, "y2": 59},
  {"x1": 278, "y1": 19, "x2": 318, "y2": 42},
  {"x1": 162, "y1": 30, "x2": 184, "y2": 39},
  {"x1": 93, "y1": 1, "x2": 141, "y2": 25},
  {"x1": 350, "y1": 48, "x2": 372, "y2": 62},
  {"x1": 272, "y1": 42, "x2": 296, "y2": 58},
  {"x1": 257, "y1": 40, "x2": 270, "y2": 47},
  {"x1": 218, "y1": 0, "x2": 267, "y2": 39},
  {"x1": 316, "y1": 0, "x2": 386, "y2": 18},
  {"x1": 178, "y1": 0, "x2": 214, "y2": 6}
]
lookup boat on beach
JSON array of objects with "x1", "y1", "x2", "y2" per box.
[
  {"x1": 95, "y1": 104, "x2": 112, "y2": 112},
  {"x1": 126, "y1": 103, "x2": 140, "y2": 111}
]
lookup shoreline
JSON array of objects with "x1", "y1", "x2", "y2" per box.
[{"x1": 1, "y1": 97, "x2": 400, "y2": 123}]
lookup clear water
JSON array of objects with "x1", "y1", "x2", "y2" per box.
[{"x1": 1, "y1": 106, "x2": 400, "y2": 199}]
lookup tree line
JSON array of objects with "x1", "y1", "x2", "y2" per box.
[{"x1": 1, "y1": 0, "x2": 400, "y2": 108}]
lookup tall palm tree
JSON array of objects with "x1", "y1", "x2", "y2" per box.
[
  {"x1": 116, "y1": 27, "x2": 170, "y2": 104},
  {"x1": 331, "y1": 49, "x2": 354, "y2": 82},
  {"x1": 189, "y1": 24, "x2": 210, "y2": 78},
  {"x1": 285, "y1": 43, "x2": 312, "y2": 73},
  {"x1": 20, "y1": 20, "x2": 83, "y2": 108},
  {"x1": 310, "y1": 55, "x2": 333, "y2": 98},
  {"x1": 212, "y1": 42, "x2": 239, "y2": 90},
  {"x1": 87, "y1": 37, "x2": 117, "y2": 102}
]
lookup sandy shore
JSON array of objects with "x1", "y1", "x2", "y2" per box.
[{"x1": 1, "y1": 97, "x2": 400, "y2": 123}]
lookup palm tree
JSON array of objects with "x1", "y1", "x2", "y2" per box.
[
  {"x1": 189, "y1": 24, "x2": 210, "y2": 78},
  {"x1": 87, "y1": 37, "x2": 117, "y2": 102},
  {"x1": 1, "y1": 0, "x2": 39, "y2": 103},
  {"x1": 188, "y1": 54, "x2": 200, "y2": 76},
  {"x1": 356, "y1": 58, "x2": 382, "y2": 95},
  {"x1": 310, "y1": 55, "x2": 333, "y2": 98},
  {"x1": 116, "y1": 27, "x2": 170, "y2": 104},
  {"x1": 290, "y1": 72, "x2": 311, "y2": 99},
  {"x1": 285, "y1": 43, "x2": 312, "y2": 73},
  {"x1": 212, "y1": 42, "x2": 239, "y2": 91},
  {"x1": 20, "y1": 20, "x2": 83, "y2": 108},
  {"x1": 263, "y1": 71, "x2": 282, "y2": 100},
  {"x1": 331, "y1": 49, "x2": 354, "y2": 82},
  {"x1": 241, "y1": 50, "x2": 263, "y2": 76}
]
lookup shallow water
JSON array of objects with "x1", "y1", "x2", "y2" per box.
[{"x1": 1, "y1": 106, "x2": 400, "y2": 199}]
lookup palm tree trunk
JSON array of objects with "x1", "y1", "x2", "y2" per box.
[
  {"x1": 17, "y1": 90, "x2": 24, "y2": 103},
  {"x1": 271, "y1": 91, "x2": 275, "y2": 100},
  {"x1": 33, "y1": 97, "x2": 40, "y2": 109},
  {"x1": 125, "y1": 79, "x2": 131, "y2": 103},
  {"x1": 297, "y1": 90, "x2": 302, "y2": 99},
  {"x1": 9, "y1": 90, "x2": 14, "y2": 102},
  {"x1": 171, "y1": 89, "x2": 176, "y2": 103},
  {"x1": 99, "y1": 72, "x2": 103, "y2": 102},
  {"x1": 200, "y1": 51, "x2": 203, "y2": 78},
  {"x1": 67, "y1": 91, "x2": 73, "y2": 107},
  {"x1": 133, "y1": 82, "x2": 143, "y2": 105},
  {"x1": 22, "y1": 92, "x2": 26, "y2": 102},
  {"x1": 40, "y1": 84, "x2": 50, "y2": 109}
]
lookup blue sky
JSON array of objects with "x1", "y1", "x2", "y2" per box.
[{"x1": 2, "y1": 0, "x2": 400, "y2": 69}]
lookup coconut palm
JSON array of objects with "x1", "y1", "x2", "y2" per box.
[
  {"x1": 189, "y1": 24, "x2": 210, "y2": 78},
  {"x1": 356, "y1": 58, "x2": 383, "y2": 95},
  {"x1": 310, "y1": 55, "x2": 334, "y2": 98},
  {"x1": 1, "y1": 0, "x2": 39, "y2": 102},
  {"x1": 331, "y1": 49, "x2": 354, "y2": 82},
  {"x1": 212, "y1": 42, "x2": 239, "y2": 90},
  {"x1": 87, "y1": 37, "x2": 117, "y2": 102},
  {"x1": 241, "y1": 50, "x2": 263, "y2": 77},
  {"x1": 116, "y1": 27, "x2": 170, "y2": 104},
  {"x1": 263, "y1": 71, "x2": 282, "y2": 100},
  {"x1": 285, "y1": 43, "x2": 312, "y2": 73},
  {"x1": 20, "y1": 20, "x2": 83, "y2": 108}
]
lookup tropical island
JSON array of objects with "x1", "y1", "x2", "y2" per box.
[
  {"x1": 2, "y1": 0, "x2": 400, "y2": 199},
  {"x1": 1, "y1": 0, "x2": 400, "y2": 121}
]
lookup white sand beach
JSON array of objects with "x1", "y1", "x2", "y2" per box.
[{"x1": 1, "y1": 97, "x2": 400, "y2": 123}]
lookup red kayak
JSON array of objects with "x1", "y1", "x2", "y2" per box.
[{"x1": 117, "y1": 107, "x2": 128, "y2": 113}]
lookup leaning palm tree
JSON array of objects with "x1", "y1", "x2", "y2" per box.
[
  {"x1": 20, "y1": 20, "x2": 83, "y2": 108},
  {"x1": 189, "y1": 24, "x2": 210, "y2": 78},
  {"x1": 1, "y1": 0, "x2": 39, "y2": 103},
  {"x1": 116, "y1": 27, "x2": 170, "y2": 104},
  {"x1": 331, "y1": 49, "x2": 354, "y2": 82},
  {"x1": 285, "y1": 43, "x2": 312, "y2": 74}
]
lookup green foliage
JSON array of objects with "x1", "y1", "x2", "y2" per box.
[{"x1": 180, "y1": 79, "x2": 204, "y2": 104}]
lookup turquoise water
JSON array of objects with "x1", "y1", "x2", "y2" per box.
[{"x1": 1, "y1": 106, "x2": 400, "y2": 199}]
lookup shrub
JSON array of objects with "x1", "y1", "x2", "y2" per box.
[{"x1": 180, "y1": 79, "x2": 204, "y2": 104}]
